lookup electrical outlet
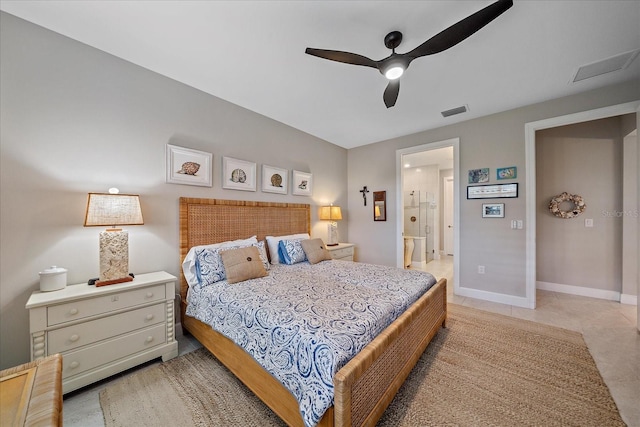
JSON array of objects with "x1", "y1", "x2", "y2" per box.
[
  {"x1": 585, "y1": 218, "x2": 593, "y2": 227},
  {"x1": 517, "y1": 220, "x2": 523, "y2": 229},
  {"x1": 478, "y1": 265, "x2": 485, "y2": 274}
]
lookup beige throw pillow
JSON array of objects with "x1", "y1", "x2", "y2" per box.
[
  {"x1": 220, "y1": 246, "x2": 268, "y2": 284},
  {"x1": 300, "y1": 238, "x2": 332, "y2": 264}
]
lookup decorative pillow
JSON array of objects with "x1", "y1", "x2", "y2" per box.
[
  {"x1": 278, "y1": 239, "x2": 308, "y2": 265},
  {"x1": 265, "y1": 233, "x2": 309, "y2": 264},
  {"x1": 301, "y1": 238, "x2": 332, "y2": 264},
  {"x1": 194, "y1": 241, "x2": 269, "y2": 286},
  {"x1": 220, "y1": 246, "x2": 268, "y2": 284},
  {"x1": 182, "y1": 236, "x2": 258, "y2": 287}
]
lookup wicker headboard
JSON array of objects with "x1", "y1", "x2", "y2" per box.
[{"x1": 178, "y1": 197, "x2": 311, "y2": 308}]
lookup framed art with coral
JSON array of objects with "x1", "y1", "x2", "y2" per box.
[{"x1": 166, "y1": 144, "x2": 213, "y2": 187}]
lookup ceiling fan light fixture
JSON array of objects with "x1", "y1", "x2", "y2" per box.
[{"x1": 385, "y1": 66, "x2": 404, "y2": 80}]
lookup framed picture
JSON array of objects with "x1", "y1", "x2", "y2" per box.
[
  {"x1": 467, "y1": 183, "x2": 518, "y2": 199},
  {"x1": 497, "y1": 166, "x2": 517, "y2": 180},
  {"x1": 165, "y1": 144, "x2": 212, "y2": 187},
  {"x1": 482, "y1": 203, "x2": 505, "y2": 218},
  {"x1": 222, "y1": 157, "x2": 256, "y2": 192},
  {"x1": 262, "y1": 165, "x2": 288, "y2": 194},
  {"x1": 468, "y1": 168, "x2": 489, "y2": 183},
  {"x1": 292, "y1": 170, "x2": 313, "y2": 196}
]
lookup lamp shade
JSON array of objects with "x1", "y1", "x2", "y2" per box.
[
  {"x1": 84, "y1": 193, "x2": 144, "y2": 227},
  {"x1": 319, "y1": 206, "x2": 342, "y2": 221}
]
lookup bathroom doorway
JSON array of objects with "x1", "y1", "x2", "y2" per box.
[{"x1": 396, "y1": 139, "x2": 459, "y2": 284}]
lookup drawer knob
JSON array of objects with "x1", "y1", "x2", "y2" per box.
[
  {"x1": 69, "y1": 361, "x2": 79, "y2": 369},
  {"x1": 145, "y1": 292, "x2": 154, "y2": 298},
  {"x1": 145, "y1": 336, "x2": 154, "y2": 343},
  {"x1": 69, "y1": 334, "x2": 79, "y2": 342},
  {"x1": 69, "y1": 308, "x2": 79, "y2": 315},
  {"x1": 145, "y1": 314, "x2": 154, "y2": 321}
]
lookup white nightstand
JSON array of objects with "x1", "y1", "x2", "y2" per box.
[
  {"x1": 25, "y1": 271, "x2": 179, "y2": 394},
  {"x1": 326, "y1": 243, "x2": 355, "y2": 261}
]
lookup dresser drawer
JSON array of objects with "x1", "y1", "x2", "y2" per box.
[
  {"x1": 47, "y1": 303, "x2": 166, "y2": 354},
  {"x1": 47, "y1": 284, "x2": 166, "y2": 326},
  {"x1": 330, "y1": 247, "x2": 354, "y2": 260},
  {"x1": 62, "y1": 323, "x2": 167, "y2": 379}
]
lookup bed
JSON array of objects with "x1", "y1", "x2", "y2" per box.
[{"x1": 179, "y1": 197, "x2": 447, "y2": 427}]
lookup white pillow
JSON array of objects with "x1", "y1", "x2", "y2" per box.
[
  {"x1": 182, "y1": 236, "x2": 257, "y2": 287},
  {"x1": 265, "y1": 233, "x2": 310, "y2": 264}
]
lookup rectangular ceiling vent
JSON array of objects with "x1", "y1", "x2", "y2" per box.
[
  {"x1": 441, "y1": 105, "x2": 468, "y2": 118},
  {"x1": 572, "y1": 49, "x2": 640, "y2": 83}
]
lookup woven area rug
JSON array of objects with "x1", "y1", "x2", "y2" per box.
[{"x1": 99, "y1": 304, "x2": 624, "y2": 427}]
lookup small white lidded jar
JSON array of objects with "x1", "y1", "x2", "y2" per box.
[{"x1": 39, "y1": 266, "x2": 67, "y2": 292}]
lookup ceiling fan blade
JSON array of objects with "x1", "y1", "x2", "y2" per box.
[
  {"x1": 305, "y1": 48, "x2": 378, "y2": 69},
  {"x1": 383, "y1": 80, "x2": 400, "y2": 108},
  {"x1": 407, "y1": 0, "x2": 513, "y2": 58}
]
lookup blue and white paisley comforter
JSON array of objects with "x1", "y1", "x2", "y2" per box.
[{"x1": 186, "y1": 260, "x2": 437, "y2": 427}]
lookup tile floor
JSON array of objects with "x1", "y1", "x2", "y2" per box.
[{"x1": 63, "y1": 257, "x2": 639, "y2": 426}]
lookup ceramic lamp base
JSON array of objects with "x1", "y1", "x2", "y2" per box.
[
  {"x1": 327, "y1": 222, "x2": 339, "y2": 246},
  {"x1": 99, "y1": 230, "x2": 129, "y2": 282}
]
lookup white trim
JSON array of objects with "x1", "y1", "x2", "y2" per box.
[
  {"x1": 396, "y1": 138, "x2": 460, "y2": 292},
  {"x1": 410, "y1": 261, "x2": 428, "y2": 270},
  {"x1": 621, "y1": 294, "x2": 638, "y2": 306},
  {"x1": 537, "y1": 281, "x2": 621, "y2": 302},
  {"x1": 524, "y1": 100, "x2": 640, "y2": 311},
  {"x1": 456, "y1": 286, "x2": 530, "y2": 308}
]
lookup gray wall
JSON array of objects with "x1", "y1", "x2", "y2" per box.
[
  {"x1": 0, "y1": 13, "x2": 347, "y2": 369},
  {"x1": 536, "y1": 118, "x2": 624, "y2": 292},
  {"x1": 348, "y1": 81, "x2": 639, "y2": 298}
]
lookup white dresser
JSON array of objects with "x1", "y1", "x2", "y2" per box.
[
  {"x1": 326, "y1": 243, "x2": 355, "y2": 261},
  {"x1": 26, "y1": 271, "x2": 179, "y2": 393}
]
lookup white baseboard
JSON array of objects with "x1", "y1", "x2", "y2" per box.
[
  {"x1": 620, "y1": 294, "x2": 638, "y2": 306},
  {"x1": 536, "y1": 281, "x2": 622, "y2": 302},
  {"x1": 410, "y1": 260, "x2": 427, "y2": 269},
  {"x1": 455, "y1": 285, "x2": 532, "y2": 308}
]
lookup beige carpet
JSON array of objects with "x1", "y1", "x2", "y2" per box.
[{"x1": 100, "y1": 304, "x2": 625, "y2": 427}]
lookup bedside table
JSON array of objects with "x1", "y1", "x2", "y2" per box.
[
  {"x1": 326, "y1": 243, "x2": 355, "y2": 261},
  {"x1": 25, "y1": 271, "x2": 179, "y2": 394}
]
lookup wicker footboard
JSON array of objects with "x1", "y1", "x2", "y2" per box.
[
  {"x1": 182, "y1": 277, "x2": 446, "y2": 427},
  {"x1": 334, "y1": 277, "x2": 447, "y2": 426}
]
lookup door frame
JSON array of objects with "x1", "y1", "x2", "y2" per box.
[
  {"x1": 524, "y1": 100, "x2": 640, "y2": 310},
  {"x1": 443, "y1": 176, "x2": 454, "y2": 255},
  {"x1": 396, "y1": 138, "x2": 460, "y2": 286}
]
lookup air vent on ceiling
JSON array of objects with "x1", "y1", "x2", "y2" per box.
[
  {"x1": 571, "y1": 49, "x2": 640, "y2": 83},
  {"x1": 441, "y1": 105, "x2": 468, "y2": 118}
]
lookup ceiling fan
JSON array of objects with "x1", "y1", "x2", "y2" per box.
[{"x1": 305, "y1": 0, "x2": 513, "y2": 108}]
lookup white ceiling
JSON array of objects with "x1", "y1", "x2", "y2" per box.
[{"x1": 1, "y1": 1, "x2": 639, "y2": 149}]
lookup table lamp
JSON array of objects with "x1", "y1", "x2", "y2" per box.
[
  {"x1": 84, "y1": 189, "x2": 144, "y2": 286},
  {"x1": 319, "y1": 205, "x2": 342, "y2": 246}
]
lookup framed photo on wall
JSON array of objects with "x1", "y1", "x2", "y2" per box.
[
  {"x1": 468, "y1": 168, "x2": 489, "y2": 183},
  {"x1": 222, "y1": 157, "x2": 256, "y2": 191},
  {"x1": 467, "y1": 183, "x2": 518, "y2": 199},
  {"x1": 292, "y1": 170, "x2": 313, "y2": 196},
  {"x1": 165, "y1": 144, "x2": 213, "y2": 187},
  {"x1": 482, "y1": 203, "x2": 505, "y2": 218},
  {"x1": 262, "y1": 165, "x2": 288, "y2": 194},
  {"x1": 497, "y1": 166, "x2": 517, "y2": 180}
]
